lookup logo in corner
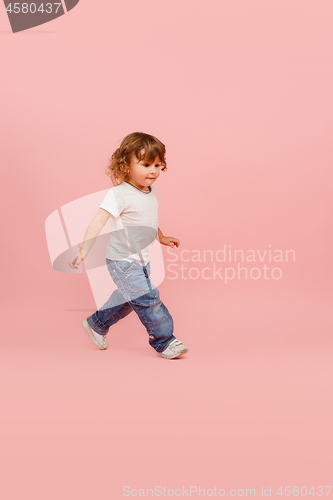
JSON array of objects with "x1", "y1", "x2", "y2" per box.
[{"x1": 3, "y1": 0, "x2": 80, "y2": 33}]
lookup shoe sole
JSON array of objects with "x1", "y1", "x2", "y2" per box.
[
  {"x1": 82, "y1": 319, "x2": 107, "y2": 350},
  {"x1": 157, "y1": 346, "x2": 188, "y2": 359}
]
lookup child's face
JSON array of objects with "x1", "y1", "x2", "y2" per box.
[{"x1": 126, "y1": 149, "x2": 162, "y2": 191}]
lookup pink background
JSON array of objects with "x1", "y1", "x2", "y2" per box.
[{"x1": 1, "y1": 1, "x2": 332, "y2": 499}]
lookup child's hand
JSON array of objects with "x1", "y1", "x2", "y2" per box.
[
  {"x1": 68, "y1": 249, "x2": 87, "y2": 269},
  {"x1": 160, "y1": 236, "x2": 180, "y2": 248}
]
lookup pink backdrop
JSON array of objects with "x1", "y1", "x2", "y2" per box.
[{"x1": 1, "y1": 1, "x2": 332, "y2": 499}]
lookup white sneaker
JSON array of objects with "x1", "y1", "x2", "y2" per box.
[
  {"x1": 82, "y1": 319, "x2": 108, "y2": 350},
  {"x1": 157, "y1": 339, "x2": 188, "y2": 359}
]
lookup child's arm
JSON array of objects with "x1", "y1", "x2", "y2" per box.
[
  {"x1": 156, "y1": 227, "x2": 180, "y2": 248},
  {"x1": 156, "y1": 227, "x2": 164, "y2": 243},
  {"x1": 68, "y1": 208, "x2": 111, "y2": 269}
]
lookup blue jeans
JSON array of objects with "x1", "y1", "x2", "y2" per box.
[{"x1": 86, "y1": 259, "x2": 176, "y2": 353}]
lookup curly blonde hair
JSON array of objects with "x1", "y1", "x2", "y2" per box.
[{"x1": 106, "y1": 132, "x2": 168, "y2": 186}]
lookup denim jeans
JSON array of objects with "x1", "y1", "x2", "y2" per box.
[{"x1": 86, "y1": 259, "x2": 176, "y2": 353}]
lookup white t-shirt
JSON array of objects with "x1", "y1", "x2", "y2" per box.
[{"x1": 99, "y1": 181, "x2": 159, "y2": 266}]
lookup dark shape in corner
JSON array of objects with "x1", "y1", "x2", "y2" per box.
[
  {"x1": 3, "y1": 0, "x2": 80, "y2": 33},
  {"x1": 64, "y1": 0, "x2": 80, "y2": 12}
]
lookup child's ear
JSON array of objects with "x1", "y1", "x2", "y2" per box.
[{"x1": 120, "y1": 162, "x2": 129, "y2": 175}]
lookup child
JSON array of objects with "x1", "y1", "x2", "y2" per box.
[{"x1": 68, "y1": 132, "x2": 188, "y2": 360}]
